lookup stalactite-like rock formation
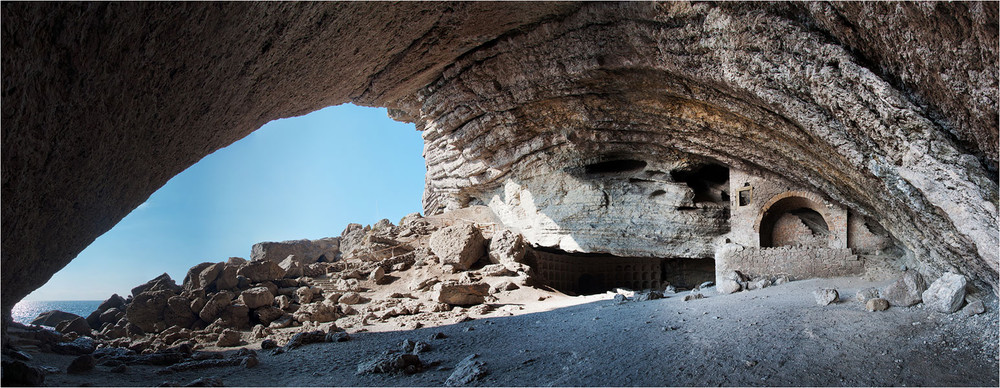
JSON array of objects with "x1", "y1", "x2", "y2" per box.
[{"x1": 2, "y1": 2, "x2": 996, "y2": 315}]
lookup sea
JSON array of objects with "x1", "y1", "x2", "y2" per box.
[{"x1": 11, "y1": 300, "x2": 103, "y2": 326}]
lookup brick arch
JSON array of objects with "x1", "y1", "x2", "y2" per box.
[{"x1": 754, "y1": 191, "x2": 837, "y2": 248}]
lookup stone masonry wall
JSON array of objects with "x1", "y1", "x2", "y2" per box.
[{"x1": 716, "y1": 245, "x2": 863, "y2": 281}]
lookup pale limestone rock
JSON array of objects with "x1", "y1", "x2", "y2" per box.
[
  {"x1": 921, "y1": 272, "x2": 967, "y2": 313},
  {"x1": 429, "y1": 224, "x2": 485, "y2": 271}
]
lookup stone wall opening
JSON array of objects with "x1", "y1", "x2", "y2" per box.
[
  {"x1": 527, "y1": 248, "x2": 714, "y2": 295},
  {"x1": 669, "y1": 163, "x2": 730, "y2": 205}
]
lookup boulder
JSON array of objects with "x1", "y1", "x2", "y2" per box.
[
  {"x1": 813, "y1": 288, "x2": 839, "y2": 306},
  {"x1": 294, "y1": 287, "x2": 314, "y2": 304},
  {"x1": 855, "y1": 287, "x2": 880, "y2": 303},
  {"x1": 218, "y1": 304, "x2": 251, "y2": 330},
  {"x1": 488, "y1": 229, "x2": 526, "y2": 265},
  {"x1": 429, "y1": 224, "x2": 485, "y2": 271},
  {"x1": 215, "y1": 264, "x2": 239, "y2": 291},
  {"x1": 882, "y1": 270, "x2": 926, "y2": 307},
  {"x1": 279, "y1": 256, "x2": 305, "y2": 279},
  {"x1": 369, "y1": 267, "x2": 386, "y2": 284},
  {"x1": 716, "y1": 271, "x2": 744, "y2": 294},
  {"x1": 921, "y1": 272, "x2": 967, "y2": 313},
  {"x1": 239, "y1": 287, "x2": 275, "y2": 309},
  {"x1": 865, "y1": 298, "x2": 890, "y2": 312},
  {"x1": 31, "y1": 310, "x2": 83, "y2": 328},
  {"x1": 182, "y1": 262, "x2": 215, "y2": 291},
  {"x1": 100, "y1": 307, "x2": 125, "y2": 324},
  {"x1": 238, "y1": 261, "x2": 286, "y2": 282},
  {"x1": 198, "y1": 291, "x2": 235, "y2": 323},
  {"x1": 216, "y1": 329, "x2": 242, "y2": 347},
  {"x1": 126, "y1": 290, "x2": 174, "y2": 333},
  {"x1": 53, "y1": 337, "x2": 97, "y2": 355},
  {"x1": 480, "y1": 264, "x2": 515, "y2": 277},
  {"x1": 252, "y1": 306, "x2": 285, "y2": 325},
  {"x1": 445, "y1": 354, "x2": 487, "y2": 386},
  {"x1": 56, "y1": 317, "x2": 92, "y2": 336},
  {"x1": 1, "y1": 359, "x2": 45, "y2": 386},
  {"x1": 962, "y1": 299, "x2": 986, "y2": 316},
  {"x1": 292, "y1": 302, "x2": 339, "y2": 323},
  {"x1": 66, "y1": 354, "x2": 96, "y2": 374},
  {"x1": 198, "y1": 263, "x2": 225, "y2": 291},
  {"x1": 275, "y1": 295, "x2": 294, "y2": 311},
  {"x1": 164, "y1": 296, "x2": 197, "y2": 328},
  {"x1": 131, "y1": 273, "x2": 181, "y2": 297},
  {"x1": 356, "y1": 352, "x2": 423, "y2": 375},
  {"x1": 250, "y1": 238, "x2": 340, "y2": 264},
  {"x1": 436, "y1": 281, "x2": 490, "y2": 305},
  {"x1": 339, "y1": 292, "x2": 362, "y2": 305}
]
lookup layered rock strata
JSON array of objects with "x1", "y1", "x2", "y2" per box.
[{"x1": 2, "y1": 2, "x2": 997, "y2": 316}]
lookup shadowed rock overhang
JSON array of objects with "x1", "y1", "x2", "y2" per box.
[{"x1": 2, "y1": 2, "x2": 997, "y2": 316}]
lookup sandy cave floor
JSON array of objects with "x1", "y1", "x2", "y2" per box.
[{"x1": 29, "y1": 277, "x2": 1000, "y2": 387}]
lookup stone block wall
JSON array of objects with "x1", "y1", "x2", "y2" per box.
[{"x1": 716, "y1": 245, "x2": 863, "y2": 281}]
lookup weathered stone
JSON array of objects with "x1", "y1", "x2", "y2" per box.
[
  {"x1": 445, "y1": 354, "x2": 487, "y2": 386},
  {"x1": 683, "y1": 293, "x2": 704, "y2": 302},
  {"x1": 855, "y1": 287, "x2": 880, "y2": 303},
  {"x1": 882, "y1": 271, "x2": 926, "y2": 307},
  {"x1": 67, "y1": 354, "x2": 96, "y2": 373},
  {"x1": 1, "y1": 359, "x2": 45, "y2": 386},
  {"x1": 436, "y1": 281, "x2": 490, "y2": 305},
  {"x1": 488, "y1": 229, "x2": 526, "y2": 265},
  {"x1": 31, "y1": 310, "x2": 83, "y2": 328},
  {"x1": 292, "y1": 302, "x2": 339, "y2": 323},
  {"x1": 215, "y1": 264, "x2": 239, "y2": 291},
  {"x1": 216, "y1": 329, "x2": 241, "y2": 347},
  {"x1": 813, "y1": 288, "x2": 839, "y2": 306},
  {"x1": 218, "y1": 304, "x2": 250, "y2": 330},
  {"x1": 164, "y1": 296, "x2": 196, "y2": 329},
  {"x1": 198, "y1": 292, "x2": 234, "y2": 323},
  {"x1": 252, "y1": 306, "x2": 285, "y2": 325},
  {"x1": 634, "y1": 290, "x2": 663, "y2": 302},
  {"x1": 716, "y1": 271, "x2": 744, "y2": 295},
  {"x1": 339, "y1": 292, "x2": 362, "y2": 305},
  {"x1": 429, "y1": 224, "x2": 485, "y2": 271},
  {"x1": 183, "y1": 263, "x2": 215, "y2": 291},
  {"x1": 962, "y1": 300, "x2": 986, "y2": 316},
  {"x1": 260, "y1": 339, "x2": 278, "y2": 350},
  {"x1": 53, "y1": 336, "x2": 97, "y2": 355},
  {"x1": 294, "y1": 287, "x2": 314, "y2": 304},
  {"x1": 275, "y1": 295, "x2": 294, "y2": 311},
  {"x1": 251, "y1": 238, "x2": 340, "y2": 264},
  {"x1": 865, "y1": 298, "x2": 890, "y2": 312},
  {"x1": 356, "y1": 352, "x2": 423, "y2": 375},
  {"x1": 279, "y1": 256, "x2": 305, "y2": 279},
  {"x1": 285, "y1": 330, "x2": 327, "y2": 349},
  {"x1": 480, "y1": 264, "x2": 515, "y2": 277},
  {"x1": 126, "y1": 290, "x2": 175, "y2": 333},
  {"x1": 238, "y1": 287, "x2": 275, "y2": 310},
  {"x1": 131, "y1": 273, "x2": 181, "y2": 297},
  {"x1": 921, "y1": 272, "x2": 968, "y2": 313},
  {"x1": 369, "y1": 267, "x2": 386, "y2": 284},
  {"x1": 237, "y1": 261, "x2": 286, "y2": 283}
]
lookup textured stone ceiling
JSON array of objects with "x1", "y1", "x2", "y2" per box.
[{"x1": 2, "y1": 2, "x2": 996, "y2": 315}]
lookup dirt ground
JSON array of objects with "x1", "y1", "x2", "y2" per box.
[{"x1": 27, "y1": 277, "x2": 999, "y2": 387}]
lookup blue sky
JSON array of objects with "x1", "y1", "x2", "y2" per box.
[{"x1": 22, "y1": 104, "x2": 426, "y2": 301}]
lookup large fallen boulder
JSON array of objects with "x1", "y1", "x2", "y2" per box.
[
  {"x1": 215, "y1": 264, "x2": 240, "y2": 291},
  {"x1": 126, "y1": 290, "x2": 175, "y2": 333},
  {"x1": 238, "y1": 261, "x2": 286, "y2": 282},
  {"x1": 198, "y1": 291, "x2": 235, "y2": 323},
  {"x1": 435, "y1": 281, "x2": 490, "y2": 305},
  {"x1": 882, "y1": 270, "x2": 926, "y2": 307},
  {"x1": 429, "y1": 224, "x2": 485, "y2": 271},
  {"x1": 164, "y1": 296, "x2": 197, "y2": 328},
  {"x1": 55, "y1": 317, "x2": 92, "y2": 336},
  {"x1": 239, "y1": 287, "x2": 275, "y2": 309},
  {"x1": 250, "y1": 237, "x2": 340, "y2": 264},
  {"x1": 182, "y1": 262, "x2": 216, "y2": 291},
  {"x1": 31, "y1": 310, "x2": 83, "y2": 328},
  {"x1": 488, "y1": 229, "x2": 526, "y2": 265},
  {"x1": 922, "y1": 272, "x2": 967, "y2": 313},
  {"x1": 131, "y1": 273, "x2": 181, "y2": 297}
]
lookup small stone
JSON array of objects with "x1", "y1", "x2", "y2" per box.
[
  {"x1": 683, "y1": 293, "x2": 704, "y2": 302},
  {"x1": 340, "y1": 292, "x2": 362, "y2": 305},
  {"x1": 882, "y1": 270, "x2": 926, "y2": 307},
  {"x1": 865, "y1": 298, "x2": 890, "y2": 312},
  {"x1": 813, "y1": 288, "x2": 839, "y2": 306},
  {"x1": 855, "y1": 287, "x2": 880, "y2": 303},
  {"x1": 260, "y1": 339, "x2": 278, "y2": 350},
  {"x1": 962, "y1": 299, "x2": 985, "y2": 316},
  {"x1": 445, "y1": 354, "x2": 487, "y2": 386},
  {"x1": 613, "y1": 294, "x2": 628, "y2": 304}
]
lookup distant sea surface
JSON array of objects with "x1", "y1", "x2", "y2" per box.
[{"x1": 11, "y1": 300, "x2": 102, "y2": 326}]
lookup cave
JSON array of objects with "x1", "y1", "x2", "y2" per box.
[
  {"x1": 670, "y1": 163, "x2": 730, "y2": 205},
  {"x1": 528, "y1": 248, "x2": 714, "y2": 295}
]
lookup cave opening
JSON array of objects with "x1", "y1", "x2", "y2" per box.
[
  {"x1": 584, "y1": 159, "x2": 648, "y2": 175},
  {"x1": 670, "y1": 163, "x2": 730, "y2": 204},
  {"x1": 528, "y1": 247, "x2": 715, "y2": 295},
  {"x1": 760, "y1": 203, "x2": 831, "y2": 248}
]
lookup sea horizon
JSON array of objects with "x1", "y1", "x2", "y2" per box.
[{"x1": 11, "y1": 299, "x2": 103, "y2": 326}]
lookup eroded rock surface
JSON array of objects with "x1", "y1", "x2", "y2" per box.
[{"x1": 1, "y1": 2, "x2": 997, "y2": 316}]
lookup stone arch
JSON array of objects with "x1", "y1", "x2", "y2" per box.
[{"x1": 754, "y1": 191, "x2": 838, "y2": 248}]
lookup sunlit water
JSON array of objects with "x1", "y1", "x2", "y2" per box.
[{"x1": 11, "y1": 300, "x2": 102, "y2": 326}]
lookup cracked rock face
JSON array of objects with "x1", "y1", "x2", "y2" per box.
[{"x1": 1, "y1": 2, "x2": 997, "y2": 315}]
